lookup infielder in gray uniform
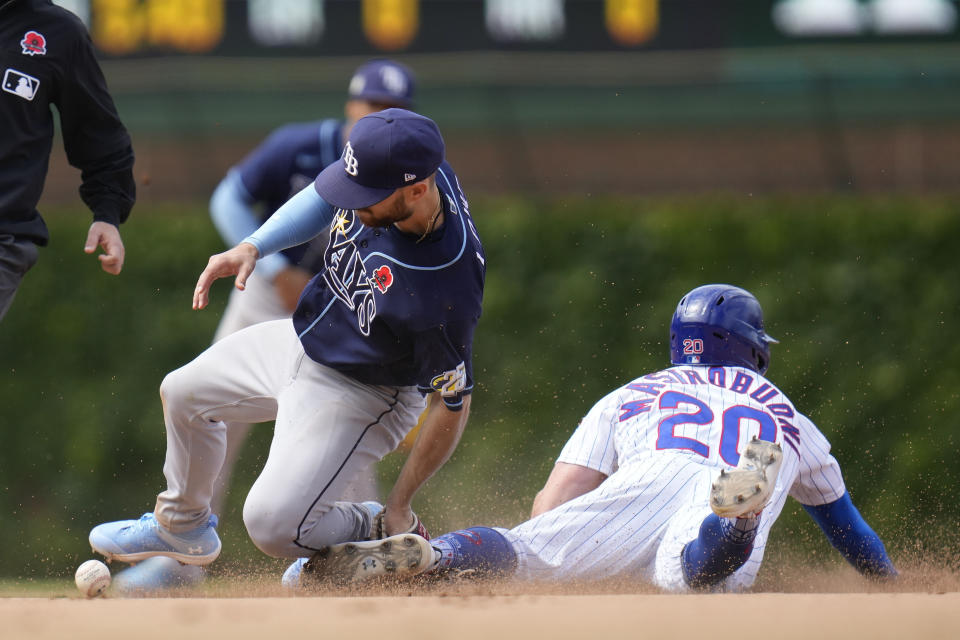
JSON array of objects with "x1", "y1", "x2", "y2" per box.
[
  {"x1": 89, "y1": 110, "x2": 486, "y2": 587},
  {"x1": 206, "y1": 59, "x2": 417, "y2": 513},
  {"x1": 109, "y1": 59, "x2": 417, "y2": 594},
  {"x1": 291, "y1": 284, "x2": 897, "y2": 591}
]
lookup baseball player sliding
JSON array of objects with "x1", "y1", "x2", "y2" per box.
[
  {"x1": 88, "y1": 110, "x2": 485, "y2": 576},
  {"x1": 289, "y1": 284, "x2": 897, "y2": 591}
]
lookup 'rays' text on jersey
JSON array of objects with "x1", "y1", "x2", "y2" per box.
[{"x1": 321, "y1": 210, "x2": 388, "y2": 336}]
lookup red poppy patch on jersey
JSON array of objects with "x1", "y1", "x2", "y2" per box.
[
  {"x1": 21, "y1": 31, "x2": 47, "y2": 56},
  {"x1": 371, "y1": 265, "x2": 394, "y2": 293}
]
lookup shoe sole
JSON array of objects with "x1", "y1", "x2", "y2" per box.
[
  {"x1": 710, "y1": 438, "x2": 783, "y2": 518},
  {"x1": 304, "y1": 534, "x2": 434, "y2": 586},
  {"x1": 89, "y1": 538, "x2": 221, "y2": 566}
]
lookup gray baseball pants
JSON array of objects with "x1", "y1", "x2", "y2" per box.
[
  {"x1": 208, "y1": 272, "x2": 379, "y2": 514},
  {"x1": 0, "y1": 235, "x2": 39, "y2": 323},
  {"x1": 154, "y1": 318, "x2": 426, "y2": 558}
]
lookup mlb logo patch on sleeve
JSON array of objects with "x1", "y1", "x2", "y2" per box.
[{"x1": 2, "y1": 69, "x2": 39, "y2": 101}]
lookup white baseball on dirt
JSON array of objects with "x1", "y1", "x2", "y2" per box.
[{"x1": 74, "y1": 559, "x2": 111, "y2": 598}]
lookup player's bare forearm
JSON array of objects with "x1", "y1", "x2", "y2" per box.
[
  {"x1": 192, "y1": 242, "x2": 259, "y2": 310},
  {"x1": 383, "y1": 393, "x2": 471, "y2": 534},
  {"x1": 530, "y1": 462, "x2": 607, "y2": 518}
]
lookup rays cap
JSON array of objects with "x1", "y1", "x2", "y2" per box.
[
  {"x1": 348, "y1": 59, "x2": 415, "y2": 108},
  {"x1": 314, "y1": 108, "x2": 445, "y2": 210}
]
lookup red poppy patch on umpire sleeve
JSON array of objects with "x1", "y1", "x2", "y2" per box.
[{"x1": 21, "y1": 31, "x2": 47, "y2": 56}]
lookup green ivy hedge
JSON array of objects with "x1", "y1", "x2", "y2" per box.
[{"x1": 0, "y1": 194, "x2": 956, "y2": 579}]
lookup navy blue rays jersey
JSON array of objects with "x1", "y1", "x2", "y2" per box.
[
  {"x1": 235, "y1": 119, "x2": 343, "y2": 272},
  {"x1": 292, "y1": 162, "x2": 485, "y2": 409}
]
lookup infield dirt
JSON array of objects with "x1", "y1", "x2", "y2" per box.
[{"x1": 3, "y1": 561, "x2": 959, "y2": 640}]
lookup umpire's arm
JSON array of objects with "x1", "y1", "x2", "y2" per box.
[{"x1": 382, "y1": 393, "x2": 471, "y2": 535}]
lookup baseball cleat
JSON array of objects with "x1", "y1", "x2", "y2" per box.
[
  {"x1": 710, "y1": 437, "x2": 783, "y2": 518},
  {"x1": 357, "y1": 500, "x2": 385, "y2": 539},
  {"x1": 89, "y1": 513, "x2": 221, "y2": 566},
  {"x1": 111, "y1": 556, "x2": 206, "y2": 596},
  {"x1": 302, "y1": 534, "x2": 437, "y2": 586},
  {"x1": 281, "y1": 557, "x2": 309, "y2": 589},
  {"x1": 283, "y1": 502, "x2": 386, "y2": 590}
]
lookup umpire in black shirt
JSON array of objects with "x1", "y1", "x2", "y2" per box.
[{"x1": 0, "y1": 0, "x2": 135, "y2": 322}]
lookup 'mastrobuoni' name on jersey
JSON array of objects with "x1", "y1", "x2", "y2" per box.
[
  {"x1": 616, "y1": 365, "x2": 802, "y2": 463},
  {"x1": 292, "y1": 161, "x2": 485, "y2": 409}
]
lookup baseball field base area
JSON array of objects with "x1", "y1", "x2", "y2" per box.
[
  {"x1": 3, "y1": 201, "x2": 958, "y2": 638},
  {"x1": 1, "y1": 591, "x2": 958, "y2": 640},
  {"x1": 3, "y1": 564, "x2": 960, "y2": 640}
]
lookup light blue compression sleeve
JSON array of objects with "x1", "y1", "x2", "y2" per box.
[
  {"x1": 209, "y1": 170, "x2": 289, "y2": 281},
  {"x1": 243, "y1": 184, "x2": 336, "y2": 269},
  {"x1": 803, "y1": 492, "x2": 898, "y2": 578},
  {"x1": 210, "y1": 170, "x2": 260, "y2": 246}
]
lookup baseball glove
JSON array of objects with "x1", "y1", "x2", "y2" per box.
[{"x1": 370, "y1": 509, "x2": 430, "y2": 540}]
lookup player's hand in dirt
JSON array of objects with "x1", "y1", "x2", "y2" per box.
[
  {"x1": 273, "y1": 266, "x2": 312, "y2": 312},
  {"x1": 193, "y1": 242, "x2": 259, "y2": 310},
  {"x1": 84, "y1": 221, "x2": 125, "y2": 275},
  {"x1": 372, "y1": 507, "x2": 430, "y2": 540}
]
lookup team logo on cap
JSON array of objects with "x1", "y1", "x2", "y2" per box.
[
  {"x1": 348, "y1": 74, "x2": 366, "y2": 96},
  {"x1": 343, "y1": 142, "x2": 359, "y2": 177},
  {"x1": 2, "y1": 69, "x2": 39, "y2": 101},
  {"x1": 371, "y1": 265, "x2": 394, "y2": 293},
  {"x1": 21, "y1": 31, "x2": 47, "y2": 56},
  {"x1": 380, "y1": 65, "x2": 408, "y2": 97}
]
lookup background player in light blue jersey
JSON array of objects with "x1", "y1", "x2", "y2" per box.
[
  {"x1": 208, "y1": 58, "x2": 416, "y2": 508},
  {"x1": 209, "y1": 58, "x2": 415, "y2": 327},
  {"x1": 109, "y1": 59, "x2": 417, "y2": 593},
  {"x1": 293, "y1": 284, "x2": 897, "y2": 591},
  {"x1": 89, "y1": 110, "x2": 486, "y2": 591}
]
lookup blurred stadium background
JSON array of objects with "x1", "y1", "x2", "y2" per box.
[
  {"x1": 42, "y1": 0, "x2": 960, "y2": 197},
  {"x1": 2, "y1": 0, "x2": 959, "y2": 583}
]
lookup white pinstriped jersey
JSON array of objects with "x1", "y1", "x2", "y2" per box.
[{"x1": 501, "y1": 365, "x2": 846, "y2": 591}]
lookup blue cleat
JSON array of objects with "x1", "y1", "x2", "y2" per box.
[
  {"x1": 281, "y1": 558, "x2": 308, "y2": 589},
  {"x1": 112, "y1": 556, "x2": 206, "y2": 596},
  {"x1": 89, "y1": 513, "x2": 221, "y2": 566},
  {"x1": 359, "y1": 501, "x2": 384, "y2": 536}
]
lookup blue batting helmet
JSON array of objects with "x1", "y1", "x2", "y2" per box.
[{"x1": 670, "y1": 284, "x2": 778, "y2": 374}]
